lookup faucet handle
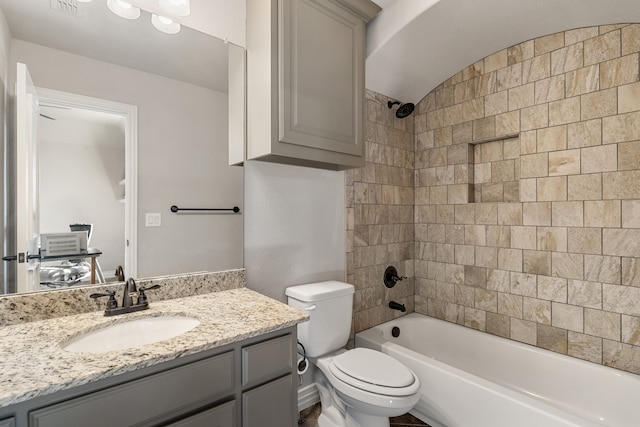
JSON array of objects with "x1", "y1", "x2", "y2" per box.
[
  {"x1": 90, "y1": 291, "x2": 117, "y2": 310},
  {"x1": 137, "y1": 284, "x2": 161, "y2": 305}
]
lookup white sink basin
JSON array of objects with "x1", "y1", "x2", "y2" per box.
[{"x1": 62, "y1": 316, "x2": 200, "y2": 353}]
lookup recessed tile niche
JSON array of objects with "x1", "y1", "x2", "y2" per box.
[{"x1": 471, "y1": 135, "x2": 521, "y2": 203}]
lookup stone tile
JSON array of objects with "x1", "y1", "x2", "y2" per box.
[
  {"x1": 567, "y1": 174, "x2": 602, "y2": 201},
  {"x1": 523, "y1": 250, "x2": 551, "y2": 275},
  {"x1": 480, "y1": 183, "x2": 504, "y2": 203},
  {"x1": 622, "y1": 315, "x2": 640, "y2": 345},
  {"x1": 498, "y1": 203, "x2": 522, "y2": 225},
  {"x1": 619, "y1": 82, "x2": 640, "y2": 114},
  {"x1": 537, "y1": 176, "x2": 567, "y2": 201},
  {"x1": 565, "y1": 27, "x2": 598, "y2": 45},
  {"x1": 511, "y1": 318, "x2": 537, "y2": 345},
  {"x1": 485, "y1": 91, "x2": 508, "y2": 116},
  {"x1": 581, "y1": 144, "x2": 617, "y2": 173},
  {"x1": 552, "y1": 252, "x2": 584, "y2": 280},
  {"x1": 603, "y1": 228, "x2": 640, "y2": 257},
  {"x1": 508, "y1": 83, "x2": 535, "y2": 111},
  {"x1": 568, "y1": 331, "x2": 603, "y2": 364},
  {"x1": 552, "y1": 201, "x2": 583, "y2": 227},
  {"x1": 452, "y1": 122, "x2": 473, "y2": 144},
  {"x1": 567, "y1": 119, "x2": 602, "y2": 148},
  {"x1": 473, "y1": 117, "x2": 495, "y2": 141},
  {"x1": 537, "y1": 125, "x2": 567, "y2": 152},
  {"x1": 475, "y1": 203, "x2": 498, "y2": 225},
  {"x1": 497, "y1": 248, "x2": 523, "y2": 272},
  {"x1": 510, "y1": 226, "x2": 537, "y2": 250},
  {"x1": 508, "y1": 40, "x2": 534, "y2": 65},
  {"x1": 520, "y1": 153, "x2": 549, "y2": 178},
  {"x1": 585, "y1": 308, "x2": 621, "y2": 340},
  {"x1": 535, "y1": 32, "x2": 565, "y2": 56},
  {"x1": 455, "y1": 204, "x2": 475, "y2": 224},
  {"x1": 535, "y1": 75, "x2": 566, "y2": 104},
  {"x1": 622, "y1": 24, "x2": 640, "y2": 56},
  {"x1": 548, "y1": 97, "x2": 581, "y2": 126},
  {"x1": 622, "y1": 257, "x2": 640, "y2": 287},
  {"x1": 475, "y1": 246, "x2": 498, "y2": 269},
  {"x1": 520, "y1": 130, "x2": 537, "y2": 154},
  {"x1": 580, "y1": 88, "x2": 618, "y2": 121},
  {"x1": 618, "y1": 141, "x2": 640, "y2": 171},
  {"x1": 537, "y1": 227, "x2": 567, "y2": 252},
  {"x1": 552, "y1": 302, "x2": 584, "y2": 332},
  {"x1": 565, "y1": 65, "x2": 600, "y2": 97},
  {"x1": 603, "y1": 283, "x2": 640, "y2": 316},
  {"x1": 486, "y1": 312, "x2": 510, "y2": 338},
  {"x1": 537, "y1": 324, "x2": 568, "y2": 354},
  {"x1": 537, "y1": 276, "x2": 567, "y2": 305},
  {"x1": 521, "y1": 104, "x2": 549, "y2": 131},
  {"x1": 487, "y1": 268, "x2": 510, "y2": 292},
  {"x1": 567, "y1": 227, "x2": 602, "y2": 255},
  {"x1": 603, "y1": 340, "x2": 640, "y2": 375},
  {"x1": 495, "y1": 111, "x2": 520, "y2": 136},
  {"x1": 600, "y1": 54, "x2": 639, "y2": 89},
  {"x1": 498, "y1": 293, "x2": 523, "y2": 318},
  {"x1": 475, "y1": 289, "x2": 498, "y2": 313},
  {"x1": 496, "y1": 63, "x2": 522, "y2": 91},
  {"x1": 603, "y1": 171, "x2": 640, "y2": 199},
  {"x1": 622, "y1": 200, "x2": 640, "y2": 228},
  {"x1": 584, "y1": 255, "x2": 621, "y2": 284},
  {"x1": 568, "y1": 279, "x2": 602, "y2": 309},
  {"x1": 455, "y1": 244, "x2": 475, "y2": 266},
  {"x1": 485, "y1": 49, "x2": 508, "y2": 73},
  {"x1": 584, "y1": 30, "x2": 621, "y2": 66},
  {"x1": 475, "y1": 72, "x2": 497, "y2": 98},
  {"x1": 584, "y1": 200, "x2": 620, "y2": 227},
  {"x1": 523, "y1": 297, "x2": 551, "y2": 324},
  {"x1": 549, "y1": 149, "x2": 580, "y2": 176},
  {"x1": 522, "y1": 53, "x2": 551, "y2": 84},
  {"x1": 603, "y1": 111, "x2": 640, "y2": 144},
  {"x1": 519, "y1": 178, "x2": 536, "y2": 202},
  {"x1": 551, "y1": 42, "x2": 584, "y2": 75},
  {"x1": 523, "y1": 202, "x2": 551, "y2": 226},
  {"x1": 510, "y1": 272, "x2": 537, "y2": 297}
]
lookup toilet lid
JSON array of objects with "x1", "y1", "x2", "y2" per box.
[{"x1": 330, "y1": 348, "x2": 415, "y2": 389}]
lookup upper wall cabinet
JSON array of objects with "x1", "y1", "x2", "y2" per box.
[{"x1": 246, "y1": 0, "x2": 381, "y2": 170}]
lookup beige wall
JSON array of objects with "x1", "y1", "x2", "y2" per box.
[
  {"x1": 354, "y1": 24, "x2": 640, "y2": 376},
  {"x1": 347, "y1": 90, "x2": 415, "y2": 332}
]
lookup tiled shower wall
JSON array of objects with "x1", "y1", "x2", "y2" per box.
[
  {"x1": 346, "y1": 90, "x2": 415, "y2": 333},
  {"x1": 349, "y1": 24, "x2": 640, "y2": 375},
  {"x1": 415, "y1": 24, "x2": 640, "y2": 374}
]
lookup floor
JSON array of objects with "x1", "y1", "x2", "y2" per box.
[{"x1": 298, "y1": 403, "x2": 430, "y2": 426}]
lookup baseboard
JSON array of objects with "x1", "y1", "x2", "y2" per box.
[{"x1": 297, "y1": 383, "x2": 320, "y2": 411}]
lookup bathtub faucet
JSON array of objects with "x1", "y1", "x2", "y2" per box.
[{"x1": 389, "y1": 301, "x2": 406, "y2": 312}]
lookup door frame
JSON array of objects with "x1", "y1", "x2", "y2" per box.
[{"x1": 36, "y1": 88, "x2": 138, "y2": 279}]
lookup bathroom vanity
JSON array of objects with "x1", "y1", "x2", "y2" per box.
[{"x1": 0, "y1": 287, "x2": 307, "y2": 427}]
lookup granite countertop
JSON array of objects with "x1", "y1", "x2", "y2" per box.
[{"x1": 0, "y1": 288, "x2": 308, "y2": 407}]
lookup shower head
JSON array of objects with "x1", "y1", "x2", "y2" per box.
[{"x1": 387, "y1": 100, "x2": 415, "y2": 119}]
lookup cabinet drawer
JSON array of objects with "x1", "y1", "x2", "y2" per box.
[
  {"x1": 168, "y1": 400, "x2": 236, "y2": 427},
  {"x1": 0, "y1": 418, "x2": 15, "y2": 427},
  {"x1": 242, "y1": 334, "x2": 293, "y2": 389},
  {"x1": 242, "y1": 375, "x2": 294, "y2": 427},
  {"x1": 29, "y1": 352, "x2": 234, "y2": 427}
]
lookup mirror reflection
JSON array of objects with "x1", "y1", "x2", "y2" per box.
[{"x1": 0, "y1": 0, "x2": 244, "y2": 295}]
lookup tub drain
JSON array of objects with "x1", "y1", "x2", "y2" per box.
[{"x1": 391, "y1": 326, "x2": 400, "y2": 337}]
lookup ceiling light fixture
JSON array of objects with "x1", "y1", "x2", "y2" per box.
[
  {"x1": 158, "y1": 0, "x2": 190, "y2": 17},
  {"x1": 106, "y1": 0, "x2": 141, "y2": 20},
  {"x1": 151, "y1": 14, "x2": 181, "y2": 34}
]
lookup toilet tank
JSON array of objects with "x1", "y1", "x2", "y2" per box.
[{"x1": 285, "y1": 281, "x2": 354, "y2": 357}]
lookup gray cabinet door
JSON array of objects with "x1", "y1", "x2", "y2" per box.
[
  {"x1": 279, "y1": 0, "x2": 365, "y2": 156},
  {"x1": 0, "y1": 418, "x2": 15, "y2": 427},
  {"x1": 29, "y1": 352, "x2": 234, "y2": 427},
  {"x1": 242, "y1": 334, "x2": 293, "y2": 389},
  {"x1": 242, "y1": 375, "x2": 294, "y2": 427},
  {"x1": 167, "y1": 400, "x2": 236, "y2": 427}
]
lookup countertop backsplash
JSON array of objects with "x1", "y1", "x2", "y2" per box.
[{"x1": 0, "y1": 269, "x2": 245, "y2": 327}]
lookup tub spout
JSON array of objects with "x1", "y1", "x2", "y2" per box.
[{"x1": 389, "y1": 301, "x2": 406, "y2": 312}]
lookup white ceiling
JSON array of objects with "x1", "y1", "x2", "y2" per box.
[
  {"x1": 0, "y1": 0, "x2": 229, "y2": 93},
  {"x1": 366, "y1": 0, "x2": 640, "y2": 104}
]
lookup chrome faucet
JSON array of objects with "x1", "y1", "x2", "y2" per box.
[{"x1": 90, "y1": 278, "x2": 160, "y2": 317}]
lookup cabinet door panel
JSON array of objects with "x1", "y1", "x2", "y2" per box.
[
  {"x1": 242, "y1": 334, "x2": 293, "y2": 389},
  {"x1": 167, "y1": 400, "x2": 236, "y2": 427},
  {"x1": 280, "y1": 0, "x2": 364, "y2": 156},
  {"x1": 242, "y1": 375, "x2": 294, "y2": 427},
  {"x1": 0, "y1": 418, "x2": 14, "y2": 427},
  {"x1": 29, "y1": 352, "x2": 234, "y2": 427}
]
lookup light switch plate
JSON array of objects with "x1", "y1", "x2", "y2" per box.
[{"x1": 145, "y1": 213, "x2": 161, "y2": 227}]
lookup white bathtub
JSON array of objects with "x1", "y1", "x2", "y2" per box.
[{"x1": 355, "y1": 313, "x2": 640, "y2": 427}]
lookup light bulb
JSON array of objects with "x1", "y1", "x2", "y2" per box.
[
  {"x1": 151, "y1": 14, "x2": 181, "y2": 34},
  {"x1": 107, "y1": 0, "x2": 141, "y2": 19},
  {"x1": 158, "y1": 0, "x2": 190, "y2": 16}
]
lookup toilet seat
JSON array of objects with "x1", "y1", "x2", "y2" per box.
[{"x1": 328, "y1": 348, "x2": 418, "y2": 396}]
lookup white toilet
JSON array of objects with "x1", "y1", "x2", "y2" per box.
[{"x1": 286, "y1": 281, "x2": 420, "y2": 427}]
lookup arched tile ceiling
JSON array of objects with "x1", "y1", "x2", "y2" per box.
[{"x1": 366, "y1": 0, "x2": 640, "y2": 104}]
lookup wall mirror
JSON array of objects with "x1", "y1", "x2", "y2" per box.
[{"x1": 0, "y1": 0, "x2": 244, "y2": 294}]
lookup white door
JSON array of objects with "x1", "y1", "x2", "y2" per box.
[{"x1": 15, "y1": 62, "x2": 40, "y2": 292}]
